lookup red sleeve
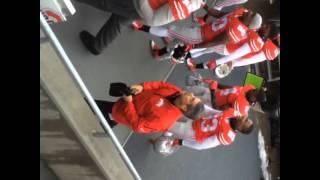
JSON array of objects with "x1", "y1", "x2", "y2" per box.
[
  {"x1": 233, "y1": 95, "x2": 250, "y2": 116},
  {"x1": 217, "y1": 117, "x2": 236, "y2": 145},
  {"x1": 121, "y1": 101, "x2": 169, "y2": 133},
  {"x1": 242, "y1": 84, "x2": 256, "y2": 93},
  {"x1": 247, "y1": 30, "x2": 264, "y2": 52},
  {"x1": 227, "y1": 18, "x2": 248, "y2": 44},
  {"x1": 263, "y1": 39, "x2": 280, "y2": 60},
  {"x1": 142, "y1": 81, "x2": 182, "y2": 92}
]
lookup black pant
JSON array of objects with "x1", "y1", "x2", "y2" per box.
[
  {"x1": 210, "y1": 90, "x2": 217, "y2": 109},
  {"x1": 95, "y1": 100, "x2": 118, "y2": 128},
  {"x1": 76, "y1": 0, "x2": 141, "y2": 51}
]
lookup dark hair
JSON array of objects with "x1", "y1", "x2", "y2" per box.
[
  {"x1": 258, "y1": 23, "x2": 280, "y2": 43},
  {"x1": 268, "y1": 23, "x2": 280, "y2": 41},
  {"x1": 247, "y1": 89, "x2": 267, "y2": 104},
  {"x1": 256, "y1": 89, "x2": 267, "y2": 103},
  {"x1": 241, "y1": 123, "x2": 254, "y2": 135},
  {"x1": 184, "y1": 102, "x2": 205, "y2": 120}
]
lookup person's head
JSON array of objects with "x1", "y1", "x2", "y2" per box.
[
  {"x1": 258, "y1": 23, "x2": 280, "y2": 46},
  {"x1": 230, "y1": 116, "x2": 254, "y2": 134},
  {"x1": 246, "y1": 89, "x2": 267, "y2": 106},
  {"x1": 174, "y1": 91, "x2": 205, "y2": 119}
]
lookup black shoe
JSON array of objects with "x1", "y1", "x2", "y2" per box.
[{"x1": 79, "y1": 31, "x2": 101, "y2": 55}]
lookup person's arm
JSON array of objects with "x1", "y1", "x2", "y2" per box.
[
  {"x1": 231, "y1": 51, "x2": 267, "y2": 67},
  {"x1": 181, "y1": 135, "x2": 221, "y2": 150},
  {"x1": 121, "y1": 98, "x2": 175, "y2": 133}
]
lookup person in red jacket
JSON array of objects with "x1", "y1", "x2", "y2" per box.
[{"x1": 95, "y1": 81, "x2": 205, "y2": 133}]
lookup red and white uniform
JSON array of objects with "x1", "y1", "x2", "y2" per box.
[
  {"x1": 192, "y1": 111, "x2": 236, "y2": 143},
  {"x1": 135, "y1": 0, "x2": 206, "y2": 26},
  {"x1": 168, "y1": 108, "x2": 237, "y2": 150},
  {"x1": 148, "y1": 7, "x2": 249, "y2": 45},
  {"x1": 213, "y1": 85, "x2": 254, "y2": 117},
  {"x1": 201, "y1": 8, "x2": 248, "y2": 43},
  {"x1": 214, "y1": 84, "x2": 255, "y2": 108}
]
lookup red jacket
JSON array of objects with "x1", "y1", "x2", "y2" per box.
[{"x1": 112, "y1": 81, "x2": 183, "y2": 133}]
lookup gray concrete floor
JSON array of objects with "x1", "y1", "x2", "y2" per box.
[
  {"x1": 48, "y1": 1, "x2": 262, "y2": 179},
  {"x1": 50, "y1": 1, "x2": 176, "y2": 144}
]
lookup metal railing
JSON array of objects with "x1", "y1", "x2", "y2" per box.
[{"x1": 40, "y1": 13, "x2": 141, "y2": 180}]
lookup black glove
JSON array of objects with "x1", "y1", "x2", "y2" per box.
[
  {"x1": 109, "y1": 82, "x2": 133, "y2": 97},
  {"x1": 172, "y1": 44, "x2": 187, "y2": 58}
]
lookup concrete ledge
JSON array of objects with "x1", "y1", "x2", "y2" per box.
[{"x1": 40, "y1": 42, "x2": 134, "y2": 180}]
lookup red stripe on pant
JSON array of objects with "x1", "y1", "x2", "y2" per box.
[{"x1": 168, "y1": 29, "x2": 202, "y2": 44}]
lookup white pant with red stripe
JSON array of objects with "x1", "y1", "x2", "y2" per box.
[
  {"x1": 190, "y1": 44, "x2": 228, "y2": 58},
  {"x1": 150, "y1": 25, "x2": 203, "y2": 44}
]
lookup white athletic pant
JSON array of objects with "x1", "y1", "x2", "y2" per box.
[
  {"x1": 215, "y1": 42, "x2": 252, "y2": 65},
  {"x1": 137, "y1": 0, "x2": 176, "y2": 26},
  {"x1": 150, "y1": 25, "x2": 203, "y2": 44},
  {"x1": 189, "y1": 44, "x2": 229, "y2": 58}
]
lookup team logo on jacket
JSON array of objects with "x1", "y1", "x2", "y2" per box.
[{"x1": 156, "y1": 98, "x2": 165, "y2": 107}]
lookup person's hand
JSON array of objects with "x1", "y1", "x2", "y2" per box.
[
  {"x1": 130, "y1": 84, "x2": 143, "y2": 95},
  {"x1": 123, "y1": 95, "x2": 133, "y2": 102}
]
